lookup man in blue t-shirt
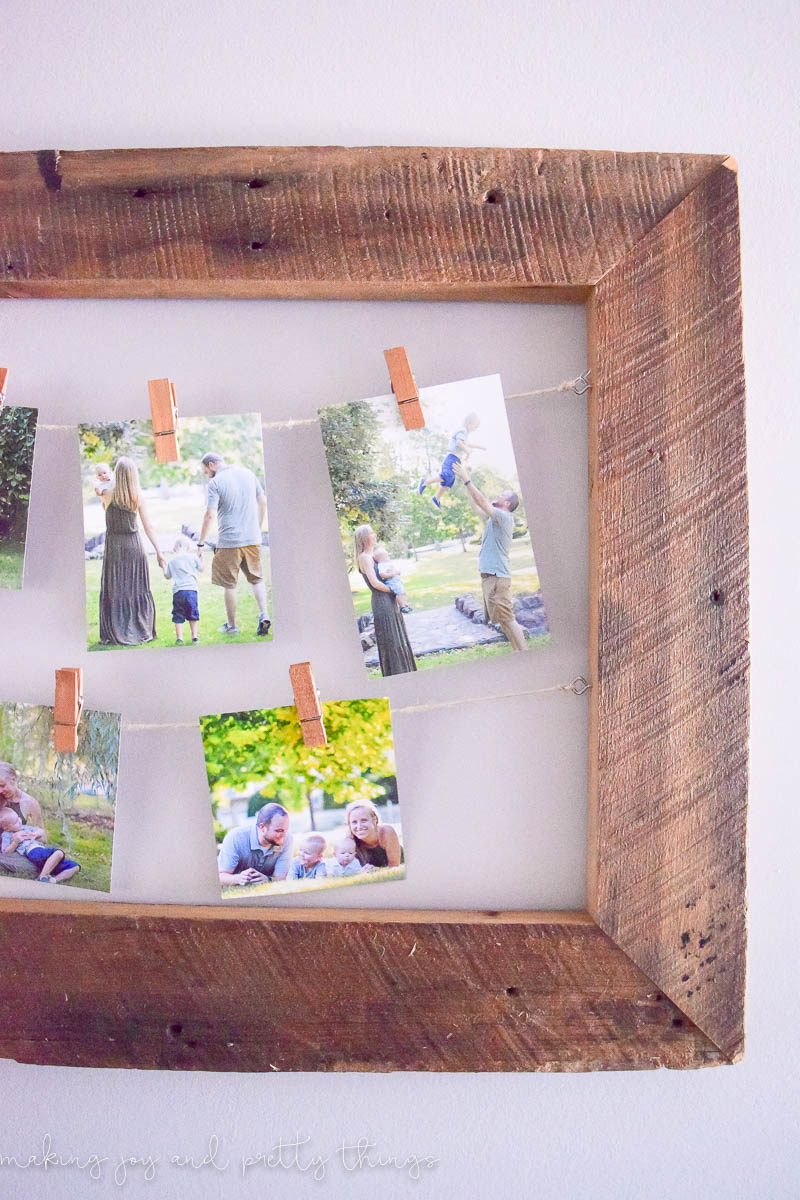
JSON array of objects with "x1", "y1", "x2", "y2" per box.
[
  {"x1": 217, "y1": 802, "x2": 293, "y2": 887},
  {"x1": 452, "y1": 461, "x2": 527, "y2": 652},
  {"x1": 198, "y1": 452, "x2": 271, "y2": 638}
]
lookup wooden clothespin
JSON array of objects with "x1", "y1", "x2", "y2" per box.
[
  {"x1": 148, "y1": 377, "x2": 180, "y2": 463},
  {"x1": 53, "y1": 668, "x2": 83, "y2": 753},
  {"x1": 384, "y1": 347, "x2": 425, "y2": 430},
  {"x1": 289, "y1": 661, "x2": 327, "y2": 748},
  {"x1": 0, "y1": 367, "x2": 8, "y2": 411}
]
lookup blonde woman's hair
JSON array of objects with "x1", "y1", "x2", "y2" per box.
[
  {"x1": 353, "y1": 524, "x2": 375, "y2": 561},
  {"x1": 0, "y1": 762, "x2": 18, "y2": 785},
  {"x1": 110, "y1": 457, "x2": 141, "y2": 512}
]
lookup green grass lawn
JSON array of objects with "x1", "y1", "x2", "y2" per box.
[
  {"x1": 44, "y1": 814, "x2": 113, "y2": 892},
  {"x1": 412, "y1": 633, "x2": 551, "y2": 672},
  {"x1": 0, "y1": 542, "x2": 24, "y2": 589},
  {"x1": 350, "y1": 538, "x2": 540, "y2": 618},
  {"x1": 222, "y1": 863, "x2": 405, "y2": 900},
  {"x1": 84, "y1": 548, "x2": 272, "y2": 650}
]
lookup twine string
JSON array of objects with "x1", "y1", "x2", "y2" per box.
[
  {"x1": 34, "y1": 371, "x2": 592, "y2": 731},
  {"x1": 33, "y1": 372, "x2": 590, "y2": 434},
  {"x1": 120, "y1": 677, "x2": 590, "y2": 731}
]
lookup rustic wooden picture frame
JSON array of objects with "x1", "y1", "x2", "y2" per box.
[{"x1": 0, "y1": 147, "x2": 748, "y2": 1072}]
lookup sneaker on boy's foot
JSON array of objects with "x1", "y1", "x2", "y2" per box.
[
  {"x1": 175, "y1": 637, "x2": 185, "y2": 644},
  {"x1": 431, "y1": 496, "x2": 442, "y2": 509},
  {"x1": 218, "y1": 622, "x2": 240, "y2": 635},
  {"x1": 192, "y1": 636, "x2": 199, "y2": 643},
  {"x1": 418, "y1": 477, "x2": 426, "y2": 494},
  {"x1": 257, "y1": 616, "x2": 272, "y2": 637},
  {"x1": 36, "y1": 875, "x2": 55, "y2": 883}
]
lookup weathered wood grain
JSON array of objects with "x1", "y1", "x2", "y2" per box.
[
  {"x1": 0, "y1": 903, "x2": 721, "y2": 1072},
  {"x1": 588, "y1": 162, "x2": 747, "y2": 1061},
  {"x1": 0, "y1": 146, "x2": 748, "y2": 1073},
  {"x1": 0, "y1": 147, "x2": 724, "y2": 299}
]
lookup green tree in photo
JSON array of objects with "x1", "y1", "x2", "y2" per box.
[
  {"x1": 0, "y1": 406, "x2": 37, "y2": 540},
  {"x1": 77, "y1": 420, "x2": 137, "y2": 472},
  {"x1": 0, "y1": 702, "x2": 118, "y2": 890},
  {"x1": 437, "y1": 490, "x2": 481, "y2": 549},
  {"x1": 201, "y1": 698, "x2": 395, "y2": 816},
  {"x1": 319, "y1": 401, "x2": 403, "y2": 549},
  {"x1": 78, "y1": 413, "x2": 265, "y2": 495},
  {"x1": 403, "y1": 490, "x2": 446, "y2": 553}
]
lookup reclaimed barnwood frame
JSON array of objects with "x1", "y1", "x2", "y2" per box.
[{"x1": 0, "y1": 147, "x2": 748, "y2": 1071}]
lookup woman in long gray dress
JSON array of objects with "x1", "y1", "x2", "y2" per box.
[
  {"x1": 354, "y1": 525, "x2": 416, "y2": 676},
  {"x1": 99, "y1": 457, "x2": 164, "y2": 645}
]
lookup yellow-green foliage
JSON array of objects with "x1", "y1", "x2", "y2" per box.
[{"x1": 201, "y1": 698, "x2": 395, "y2": 816}]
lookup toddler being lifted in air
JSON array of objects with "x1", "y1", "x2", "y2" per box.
[{"x1": 418, "y1": 411, "x2": 485, "y2": 508}]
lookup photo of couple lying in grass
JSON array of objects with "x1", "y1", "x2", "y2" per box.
[
  {"x1": 78, "y1": 413, "x2": 272, "y2": 651},
  {"x1": 200, "y1": 697, "x2": 404, "y2": 900},
  {"x1": 0, "y1": 700, "x2": 120, "y2": 892},
  {"x1": 319, "y1": 374, "x2": 550, "y2": 678}
]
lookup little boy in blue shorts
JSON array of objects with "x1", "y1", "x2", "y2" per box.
[
  {"x1": 0, "y1": 808, "x2": 81, "y2": 883},
  {"x1": 419, "y1": 412, "x2": 485, "y2": 508},
  {"x1": 163, "y1": 535, "x2": 203, "y2": 644}
]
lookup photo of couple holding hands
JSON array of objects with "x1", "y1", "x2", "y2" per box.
[{"x1": 79, "y1": 413, "x2": 272, "y2": 651}]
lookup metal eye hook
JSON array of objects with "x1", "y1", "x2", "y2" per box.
[
  {"x1": 570, "y1": 676, "x2": 591, "y2": 696},
  {"x1": 573, "y1": 370, "x2": 591, "y2": 396}
]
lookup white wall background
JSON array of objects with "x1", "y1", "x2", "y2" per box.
[{"x1": 1, "y1": 1, "x2": 796, "y2": 1196}]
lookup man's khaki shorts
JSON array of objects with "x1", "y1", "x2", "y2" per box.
[
  {"x1": 211, "y1": 545, "x2": 263, "y2": 589},
  {"x1": 481, "y1": 573, "x2": 514, "y2": 625}
]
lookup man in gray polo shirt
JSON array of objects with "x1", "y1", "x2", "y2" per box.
[
  {"x1": 218, "y1": 802, "x2": 293, "y2": 887},
  {"x1": 198, "y1": 452, "x2": 271, "y2": 637},
  {"x1": 452, "y1": 462, "x2": 527, "y2": 652}
]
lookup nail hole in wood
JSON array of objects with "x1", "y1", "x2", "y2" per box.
[
  {"x1": 710, "y1": 589, "x2": 724, "y2": 605},
  {"x1": 484, "y1": 189, "x2": 504, "y2": 205},
  {"x1": 248, "y1": 178, "x2": 267, "y2": 188},
  {"x1": 384, "y1": 209, "x2": 393, "y2": 221},
  {"x1": 250, "y1": 241, "x2": 265, "y2": 250},
  {"x1": 5, "y1": 263, "x2": 15, "y2": 271},
  {"x1": 505, "y1": 986, "x2": 519, "y2": 996},
  {"x1": 672, "y1": 1018, "x2": 683, "y2": 1028},
  {"x1": 132, "y1": 188, "x2": 148, "y2": 198},
  {"x1": 166, "y1": 1022, "x2": 183, "y2": 1039}
]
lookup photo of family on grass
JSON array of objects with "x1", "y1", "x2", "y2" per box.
[
  {"x1": 0, "y1": 700, "x2": 120, "y2": 891},
  {"x1": 319, "y1": 374, "x2": 550, "y2": 677},
  {"x1": 200, "y1": 697, "x2": 404, "y2": 899},
  {"x1": 0, "y1": 404, "x2": 37, "y2": 590},
  {"x1": 78, "y1": 413, "x2": 272, "y2": 651}
]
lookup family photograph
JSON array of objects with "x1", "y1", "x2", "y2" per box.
[
  {"x1": 319, "y1": 374, "x2": 549, "y2": 677},
  {"x1": 0, "y1": 700, "x2": 120, "y2": 892},
  {"x1": 78, "y1": 413, "x2": 272, "y2": 651},
  {"x1": 0, "y1": 404, "x2": 37, "y2": 590},
  {"x1": 200, "y1": 697, "x2": 404, "y2": 899}
]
